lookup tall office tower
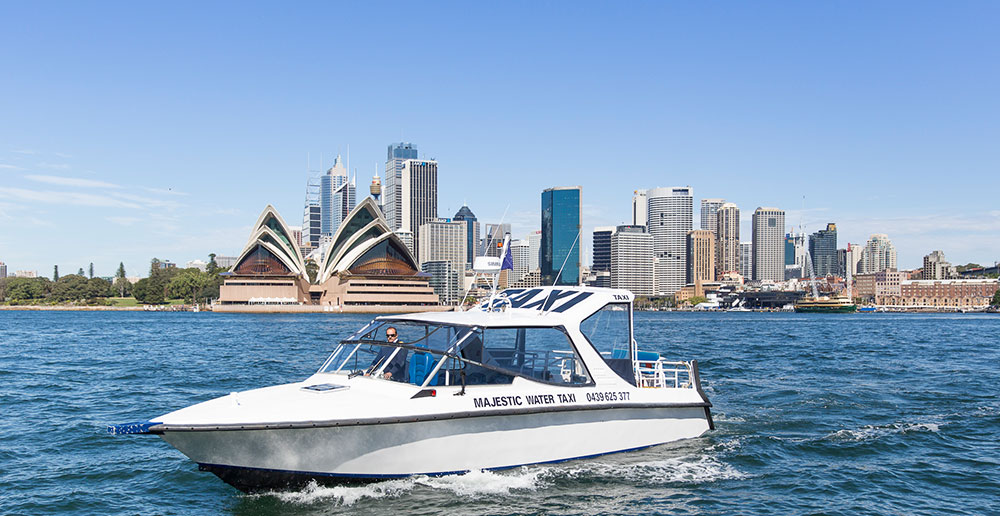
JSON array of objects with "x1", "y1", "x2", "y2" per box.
[
  {"x1": 752, "y1": 207, "x2": 785, "y2": 282},
  {"x1": 859, "y1": 234, "x2": 898, "y2": 274},
  {"x1": 611, "y1": 225, "x2": 653, "y2": 295},
  {"x1": 418, "y1": 218, "x2": 467, "y2": 274},
  {"x1": 481, "y1": 223, "x2": 512, "y2": 257},
  {"x1": 784, "y1": 232, "x2": 807, "y2": 280},
  {"x1": 646, "y1": 186, "x2": 693, "y2": 295},
  {"x1": 400, "y1": 159, "x2": 438, "y2": 259},
  {"x1": 541, "y1": 186, "x2": 583, "y2": 286},
  {"x1": 452, "y1": 205, "x2": 479, "y2": 266},
  {"x1": 0, "y1": 261, "x2": 6, "y2": 278},
  {"x1": 686, "y1": 229, "x2": 716, "y2": 284},
  {"x1": 809, "y1": 223, "x2": 838, "y2": 276},
  {"x1": 922, "y1": 250, "x2": 953, "y2": 280},
  {"x1": 527, "y1": 230, "x2": 542, "y2": 272},
  {"x1": 420, "y1": 261, "x2": 461, "y2": 305},
  {"x1": 715, "y1": 203, "x2": 740, "y2": 277},
  {"x1": 632, "y1": 190, "x2": 648, "y2": 227},
  {"x1": 321, "y1": 155, "x2": 350, "y2": 236},
  {"x1": 846, "y1": 243, "x2": 863, "y2": 276},
  {"x1": 592, "y1": 226, "x2": 615, "y2": 272},
  {"x1": 700, "y1": 198, "x2": 725, "y2": 234},
  {"x1": 332, "y1": 174, "x2": 356, "y2": 233},
  {"x1": 383, "y1": 142, "x2": 418, "y2": 229},
  {"x1": 302, "y1": 176, "x2": 322, "y2": 253},
  {"x1": 510, "y1": 239, "x2": 531, "y2": 283},
  {"x1": 740, "y1": 242, "x2": 753, "y2": 279}
]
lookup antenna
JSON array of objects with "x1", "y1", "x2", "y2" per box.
[{"x1": 460, "y1": 204, "x2": 510, "y2": 311}]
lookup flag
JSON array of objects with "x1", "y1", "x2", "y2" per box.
[{"x1": 501, "y1": 245, "x2": 513, "y2": 271}]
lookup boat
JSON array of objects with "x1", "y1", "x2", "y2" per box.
[
  {"x1": 109, "y1": 286, "x2": 714, "y2": 492},
  {"x1": 857, "y1": 306, "x2": 877, "y2": 313},
  {"x1": 793, "y1": 294, "x2": 857, "y2": 313}
]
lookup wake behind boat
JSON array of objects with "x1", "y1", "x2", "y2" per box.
[{"x1": 109, "y1": 286, "x2": 713, "y2": 492}]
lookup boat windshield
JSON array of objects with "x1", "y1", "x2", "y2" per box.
[{"x1": 319, "y1": 321, "x2": 592, "y2": 388}]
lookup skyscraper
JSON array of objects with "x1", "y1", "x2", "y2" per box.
[
  {"x1": 541, "y1": 186, "x2": 582, "y2": 286},
  {"x1": 527, "y1": 230, "x2": 542, "y2": 273},
  {"x1": 399, "y1": 159, "x2": 438, "y2": 259},
  {"x1": 752, "y1": 207, "x2": 785, "y2": 282},
  {"x1": 922, "y1": 250, "x2": 953, "y2": 280},
  {"x1": 452, "y1": 205, "x2": 479, "y2": 266},
  {"x1": 481, "y1": 223, "x2": 512, "y2": 257},
  {"x1": 383, "y1": 142, "x2": 418, "y2": 230},
  {"x1": 700, "y1": 198, "x2": 725, "y2": 234},
  {"x1": 510, "y1": 239, "x2": 531, "y2": 283},
  {"x1": 646, "y1": 186, "x2": 693, "y2": 295},
  {"x1": 418, "y1": 218, "x2": 467, "y2": 272},
  {"x1": 611, "y1": 225, "x2": 653, "y2": 295},
  {"x1": 592, "y1": 226, "x2": 615, "y2": 272},
  {"x1": 301, "y1": 176, "x2": 322, "y2": 253},
  {"x1": 740, "y1": 242, "x2": 753, "y2": 279},
  {"x1": 0, "y1": 261, "x2": 6, "y2": 278},
  {"x1": 808, "y1": 223, "x2": 838, "y2": 277},
  {"x1": 715, "y1": 203, "x2": 740, "y2": 277},
  {"x1": 859, "y1": 234, "x2": 898, "y2": 274},
  {"x1": 686, "y1": 229, "x2": 716, "y2": 284},
  {"x1": 632, "y1": 190, "x2": 648, "y2": 227},
  {"x1": 321, "y1": 155, "x2": 349, "y2": 237}
]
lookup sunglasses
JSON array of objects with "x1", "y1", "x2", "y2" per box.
[{"x1": 387, "y1": 333, "x2": 397, "y2": 337}]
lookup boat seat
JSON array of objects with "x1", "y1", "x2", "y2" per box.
[
  {"x1": 408, "y1": 345, "x2": 438, "y2": 386},
  {"x1": 610, "y1": 349, "x2": 660, "y2": 362}
]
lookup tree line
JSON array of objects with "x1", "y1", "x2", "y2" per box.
[{"x1": 0, "y1": 255, "x2": 228, "y2": 305}]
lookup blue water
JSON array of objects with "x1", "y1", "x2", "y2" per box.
[{"x1": 2, "y1": 311, "x2": 998, "y2": 515}]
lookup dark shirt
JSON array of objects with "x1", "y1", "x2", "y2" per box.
[{"x1": 371, "y1": 345, "x2": 408, "y2": 382}]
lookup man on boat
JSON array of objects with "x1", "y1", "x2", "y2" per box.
[{"x1": 368, "y1": 327, "x2": 408, "y2": 381}]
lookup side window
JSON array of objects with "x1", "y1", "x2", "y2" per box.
[
  {"x1": 580, "y1": 303, "x2": 635, "y2": 385},
  {"x1": 454, "y1": 327, "x2": 590, "y2": 386}
]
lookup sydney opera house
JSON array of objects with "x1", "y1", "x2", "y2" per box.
[{"x1": 216, "y1": 198, "x2": 445, "y2": 312}]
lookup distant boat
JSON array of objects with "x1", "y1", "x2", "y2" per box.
[
  {"x1": 794, "y1": 295, "x2": 857, "y2": 313},
  {"x1": 858, "y1": 306, "x2": 877, "y2": 313}
]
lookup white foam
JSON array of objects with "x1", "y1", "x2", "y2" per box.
[
  {"x1": 827, "y1": 421, "x2": 941, "y2": 441},
  {"x1": 261, "y1": 478, "x2": 418, "y2": 506},
  {"x1": 560, "y1": 454, "x2": 745, "y2": 484},
  {"x1": 419, "y1": 468, "x2": 546, "y2": 496}
]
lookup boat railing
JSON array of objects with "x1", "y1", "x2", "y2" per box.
[{"x1": 638, "y1": 359, "x2": 693, "y2": 389}]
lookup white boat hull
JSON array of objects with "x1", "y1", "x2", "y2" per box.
[{"x1": 161, "y1": 405, "x2": 710, "y2": 491}]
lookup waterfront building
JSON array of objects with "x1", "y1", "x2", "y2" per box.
[
  {"x1": 611, "y1": 225, "x2": 653, "y2": 295},
  {"x1": 452, "y1": 205, "x2": 479, "y2": 267},
  {"x1": 301, "y1": 176, "x2": 322, "y2": 253},
  {"x1": 218, "y1": 205, "x2": 311, "y2": 305},
  {"x1": 700, "y1": 198, "x2": 725, "y2": 234},
  {"x1": 527, "y1": 230, "x2": 542, "y2": 273},
  {"x1": 686, "y1": 229, "x2": 716, "y2": 284},
  {"x1": 321, "y1": 156, "x2": 350, "y2": 237},
  {"x1": 646, "y1": 186, "x2": 693, "y2": 295},
  {"x1": 382, "y1": 142, "x2": 418, "y2": 230},
  {"x1": 481, "y1": 223, "x2": 512, "y2": 258},
  {"x1": 632, "y1": 190, "x2": 647, "y2": 227},
  {"x1": 715, "y1": 203, "x2": 740, "y2": 278},
  {"x1": 420, "y1": 260, "x2": 461, "y2": 305},
  {"x1": 922, "y1": 250, "x2": 954, "y2": 280},
  {"x1": 592, "y1": 226, "x2": 615, "y2": 272},
  {"x1": 541, "y1": 186, "x2": 582, "y2": 286},
  {"x1": 888, "y1": 279, "x2": 999, "y2": 308},
  {"x1": 859, "y1": 234, "x2": 898, "y2": 274},
  {"x1": 418, "y1": 218, "x2": 466, "y2": 274},
  {"x1": 510, "y1": 239, "x2": 531, "y2": 283},
  {"x1": 752, "y1": 207, "x2": 785, "y2": 282},
  {"x1": 400, "y1": 159, "x2": 438, "y2": 259},
  {"x1": 809, "y1": 223, "x2": 838, "y2": 277},
  {"x1": 740, "y1": 242, "x2": 753, "y2": 279}
]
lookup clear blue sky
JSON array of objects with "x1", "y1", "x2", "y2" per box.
[{"x1": 2, "y1": 2, "x2": 998, "y2": 277}]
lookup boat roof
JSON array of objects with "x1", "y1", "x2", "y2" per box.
[{"x1": 382, "y1": 286, "x2": 633, "y2": 328}]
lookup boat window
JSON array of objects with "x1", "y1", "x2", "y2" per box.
[
  {"x1": 580, "y1": 303, "x2": 636, "y2": 385},
  {"x1": 437, "y1": 327, "x2": 591, "y2": 387},
  {"x1": 319, "y1": 321, "x2": 472, "y2": 384}
]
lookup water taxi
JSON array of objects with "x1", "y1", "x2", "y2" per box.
[{"x1": 110, "y1": 286, "x2": 713, "y2": 492}]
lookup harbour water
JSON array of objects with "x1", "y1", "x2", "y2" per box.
[{"x1": 2, "y1": 311, "x2": 998, "y2": 515}]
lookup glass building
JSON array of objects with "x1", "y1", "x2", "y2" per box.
[
  {"x1": 453, "y1": 205, "x2": 479, "y2": 266},
  {"x1": 808, "y1": 223, "x2": 838, "y2": 277},
  {"x1": 541, "y1": 186, "x2": 582, "y2": 286}
]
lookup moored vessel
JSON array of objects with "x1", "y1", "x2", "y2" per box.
[{"x1": 793, "y1": 294, "x2": 857, "y2": 313}]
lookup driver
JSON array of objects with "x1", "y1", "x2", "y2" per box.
[{"x1": 368, "y1": 327, "x2": 408, "y2": 381}]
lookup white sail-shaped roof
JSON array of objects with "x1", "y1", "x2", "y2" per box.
[
  {"x1": 317, "y1": 197, "x2": 419, "y2": 283},
  {"x1": 230, "y1": 205, "x2": 308, "y2": 278}
]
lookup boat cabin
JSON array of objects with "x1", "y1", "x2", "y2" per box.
[{"x1": 318, "y1": 287, "x2": 691, "y2": 390}]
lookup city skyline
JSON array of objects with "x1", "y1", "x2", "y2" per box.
[{"x1": 2, "y1": 3, "x2": 999, "y2": 276}]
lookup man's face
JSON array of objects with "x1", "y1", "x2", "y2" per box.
[{"x1": 386, "y1": 329, "x2": 397, "y2": 342}]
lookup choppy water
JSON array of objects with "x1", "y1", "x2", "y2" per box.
[{"x1": 1, "y1": 311, "x2": 998, "y2": 515}]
